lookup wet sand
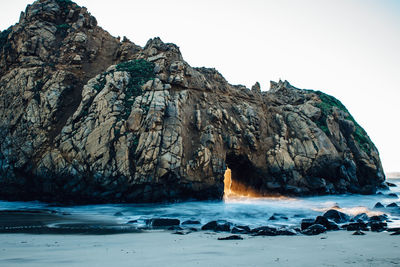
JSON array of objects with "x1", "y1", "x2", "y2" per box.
[
  {"x1": 0, "y1": 210, "x2": 141, "y2": 235},
  {"x1": 0, "y1": 231, "x2": 399, "y2": 267}
]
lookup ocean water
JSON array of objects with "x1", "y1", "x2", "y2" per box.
[{"x1": 0, "y1": 179, "x2": 399, "y2": 229}]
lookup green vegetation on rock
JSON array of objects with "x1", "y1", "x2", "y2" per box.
[
  {"x1": 116, "y1": 59, "x2": 155, "y2": 119},
  {"x1": 56, "y1": 24, "x2": 70, "y2": 38},
  {"x1": 314, "y1": 91, "x2": 374, "y2": 154},
  {"x1": 55, "y1": 0, "x2": 73, "y2": 6},
  {"x1": 93, "y1": 73, "x2": 107, "y2": 92}
]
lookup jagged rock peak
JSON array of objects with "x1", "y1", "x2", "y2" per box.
[
  {"x1": 251, "y1": 82, "x2": 261, "y2": 92},
  {"x1": 20, "y1": 0, "x2": 93, "y2": 25},
  {"x1": 0, "y1": 0, "x2": 386, "y2": 203},
  {"x1": 269, "y1": 80, "x2": 298, "y2": 92}
]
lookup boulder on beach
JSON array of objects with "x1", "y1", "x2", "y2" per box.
[
  {"x1": 302, "y1": 224, "x2": 327, "y2": 235},
  {"x1": 314, "y1": 216, "x2": 340, "y2": 230},
  {"x1": 252, "y1": 226, "x2": 279, "y2": 236},
  {"x1": 301, "y1": 219, "x2": 315, "y2": 231},
  {"x1": 323, "y1": 209, "x2": 350, "y2": 223},
  {"x1": 352, "y1": 230, "x2": 366, "y2": 235},
  {"x1": 218, "y1": 235, "x2": 243, "y2": 240},
  {"x1": 342, "y1": 222, "x2": 369, "y2": 231},
  {"x1": 201, "y1": 221, "x2": 231, "y2": 232}
]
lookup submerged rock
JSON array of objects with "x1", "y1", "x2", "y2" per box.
[
  {"x1": 147, "y1": 218, "x2": 180, "y2": 227},
  {"x1": 0, "y1": 0, "x2": 386, "y2": 203},
  {"x1": 387, "y1": 202, "x2": 399, "y2": 208},
  {"x1": 386, "y1": 182, "x2": 397, "y2": 187},
  {"x1": 374, "y1": 202, "x2": 385, "y2": 209}
]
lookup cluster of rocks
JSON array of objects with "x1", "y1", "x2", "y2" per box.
[
  {"x1": 0, "y1": 0, "x2": 387, "y2": 203},
  {"x1": 125, "y1": 207, "x2": 400, "y2": 239}
]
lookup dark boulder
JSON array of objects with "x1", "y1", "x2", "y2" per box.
[
  {"x1": 374, "y1": 202, "x2": 385, "y2": 209},
  {"x1": 276, "y1": 228, "x2": 297, "y2": 236},
  {"x1": 148, "y1": 218, "x2": 180, "y2": 227},
  {"x1": 388, "y1": 193, "x2": 399, "y2": 198},
  {"x1": 168, "y1": 226, "x2": 183, "y2": 231},
  {"x1": 323, "y1": 209, "x2": 350, "y2": 223},
  {"x1": 314, "y1": 216, "x2": 339, "y2": 230},
  {"x1": 268, "y1": 213, "x2": 288, "y2": 220},
  {"x1": 369, "y1": 222, "x2": 387, "y2": 232},
  {"x1": 182, "y1": 220, "x2": 201, "y2": 225},
  {"x1": 387, "y1": 202, "x2": 399, "y2": 208},
  {"x1": 218, "y1": 235, "x2": 243, "y2": 240},
  {"x1": 342, "y1": 222, "x2": 368, "y2": 231},
  {"x1": 201, "y1": 221, "x2": 231, "y2": 232},
  {"x1": 301, "y1": 219, "x2": 315, "y2": 231},
  {"x1": 252, "y1": 226, "x2": 278, "y2": 236},
  {"x1": 302, "y1": 224, "x2": 327, "y2": 235},
  {"x1": 386, "y1": 182, "x2": 397, "y2": 187},
  {"x1": 352, "y1": 230, "x2": 366, "y2": 235},
  {"x1": 369, "y1": 214, "x2": 388, "y2": 222},
  {"x1": 201, "y1": 221, "x2": 218, "y2": 230},
  {"x1": 216, "y1": 223, "x2": 231, "y2": 232}
]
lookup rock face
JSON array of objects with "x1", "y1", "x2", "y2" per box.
[{"x1": 0, "y1": 0, "x2": 386, "y2": 203}]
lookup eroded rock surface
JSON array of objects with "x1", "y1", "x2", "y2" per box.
[{"x1": 0, "y1": 0, "x2": 386, "y2": 203}]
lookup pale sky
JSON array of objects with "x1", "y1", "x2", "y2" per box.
[{"x1": 1, "y1": 0, "x2": 400, "y2": 172}]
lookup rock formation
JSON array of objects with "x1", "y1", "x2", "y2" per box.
[{"x1": 0, "y1": 0, "x2": 386, "y2": 203}]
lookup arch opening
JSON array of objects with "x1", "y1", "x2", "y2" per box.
[{"x1": 223, "y1": 166, "x2": 263, "y2": 200}]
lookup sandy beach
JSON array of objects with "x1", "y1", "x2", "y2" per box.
[{"x1": 0, "y1": 231, "x2": 399, "y2": 267}]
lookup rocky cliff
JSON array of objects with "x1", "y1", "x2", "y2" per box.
[{"x1": 0, "y1": 0, "x2": 386, "y2": 203}]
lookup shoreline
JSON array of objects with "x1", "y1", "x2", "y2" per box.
[{"x1": 0, "y1": 231, "x2": 399, "y2": 266}]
